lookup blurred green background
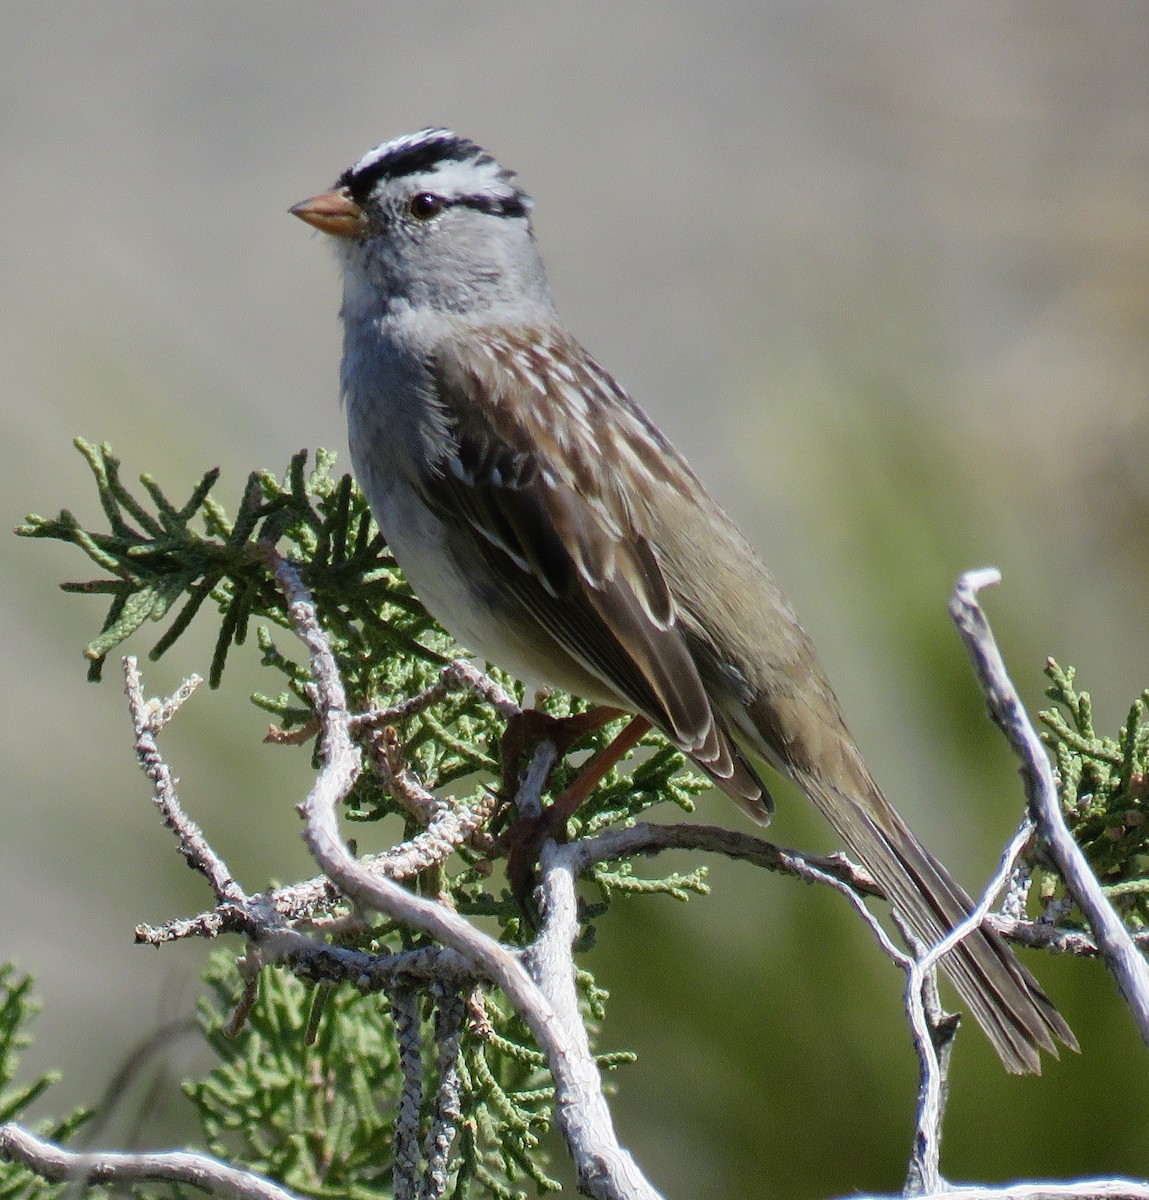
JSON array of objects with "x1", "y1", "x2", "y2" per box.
[{"x1": 4, "y1": 3, "x2": 1148, "y2": 1196}]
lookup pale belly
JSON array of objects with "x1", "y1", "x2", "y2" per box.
[{"x1": 361, "y1": 468, "x2": 620, "y2": 707}]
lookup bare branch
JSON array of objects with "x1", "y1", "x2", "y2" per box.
[
  {"x1": 740, "y1": 840, "x2": 964, "y2": 1194},
  {"x1": 569, "y1": 821, "x2": 881, "y2": 895},
  {"x1": 224, "y1": 948, "x2": 264, "y2": 1037},
  {"x1": 0, "y1": 1123, "x2": 302, "y2": 1200},
  {"x1": 985, "y1": 916, "x2": 1149, "y2": 956},
  {"x1": 515, "y1": 737, "x2": 559, "y2": 821},
  {"x1": 949, "y1": 568, "x2": 1149, "y2": 1045},
  {"x1": 531, "y1": 837, "x2": 665, "y2": 1200},
  {"x1": 842, "y1": 1183, "x2": 1149, "y2": 1200},
  {"x1": 902, "y1": 818, "x2": 1036, "y2": 1195},
  {"x1": 388, "y1": 982, "x2": 424, "y2": 1200},
  {"x1": 916, "y1": 817, "x2": 1037, "y2": 984},
  {"x1": 901, "y1": 956, "x2": 958, "y2": 1199},
  {"x1": 420, "y1": 985, "x2": 466, "y2": 1200},
  {"x1": 124, "y1": 657, "x2": 244, "y2": 905},
  {"x1": 356, "y1": 658, "x2": 522, "y2": 727},
  {"x1": 135, "y1": 905, "x2": 249, "y2": 945},
  {"x1": 363, "y1": 721, "x2": 498, "y2": 863},
  {"x1": 360, "y1": 722, "x2": 441, "y2": 821},
  {"x1": 370, "y1": 792, "x2": 499, "y2": 878}
]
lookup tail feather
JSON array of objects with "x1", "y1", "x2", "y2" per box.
[
  {"x1": 677, "y1": 585, "x2": 1073, "y2": 1071},
  {"x1": 798, "y1": 768, "x2": 1076, "y2": 1074}
]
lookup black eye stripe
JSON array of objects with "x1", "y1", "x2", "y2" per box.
[
  {"x1": 452, "y1": 194, "x2": 530, "y2": 219},
  {"x1": 405, "y1": 193, "x2": 529, "y2": 221}
]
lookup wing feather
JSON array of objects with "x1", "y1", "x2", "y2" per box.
[{"x1": 424, "y1": 325, "x2": 771, "y2": 816}]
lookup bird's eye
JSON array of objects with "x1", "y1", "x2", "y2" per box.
[{"x1": 409, "y1": 192, "x2": 445, "y2": 220}]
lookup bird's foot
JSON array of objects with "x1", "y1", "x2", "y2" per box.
[{"x1": 498, "y1": 709, "x2": 652, "y2": 914}]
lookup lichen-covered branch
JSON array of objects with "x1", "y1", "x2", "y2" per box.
[
  {"x1": 0, "y1": 1124, "x2": 302, "y2": 1200},
  {"x1": 840, "y1": 1183, "x2": 1149, "y2": 1200}
]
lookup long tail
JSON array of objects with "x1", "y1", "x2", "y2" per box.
[{"x1": 796, "y1": 760, "x2": 1076, "y2": 1074}]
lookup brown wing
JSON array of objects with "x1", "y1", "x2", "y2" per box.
[{"x1": 422, "y1": 323, "x2": 771, "y2": 818}]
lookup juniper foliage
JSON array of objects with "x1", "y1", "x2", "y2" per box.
[
  {"x1": 1039, "y1": 659, "x2": 1149, "y2": 926},
  {"x1": 15, "y1": 442, "x2": 715, "y2": 1197}
]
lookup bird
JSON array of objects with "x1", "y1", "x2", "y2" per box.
[{"x1": 291, "y1": 127, "x2": 1075, "y2": 1073}]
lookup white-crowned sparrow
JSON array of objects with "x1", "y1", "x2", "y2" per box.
[{"x1": 292, "y1": 127, "x2": 1075, "y2": 1072}]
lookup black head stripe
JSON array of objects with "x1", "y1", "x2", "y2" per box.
[{"x1": 339, "y1": 129, "x2": 484, "y2": 201}]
